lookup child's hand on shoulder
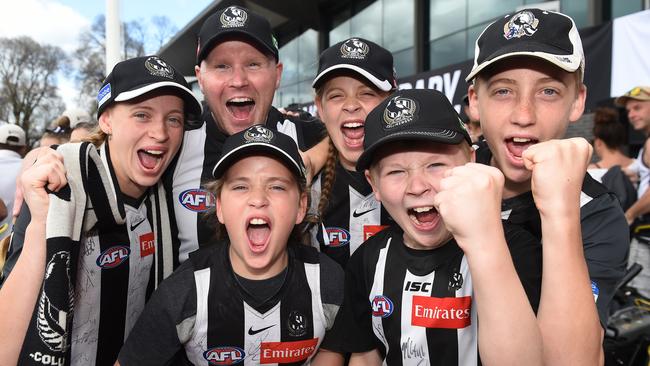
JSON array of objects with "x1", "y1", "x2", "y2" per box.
[
  {"x1": 434, "y1": 163, "x2": 504, "y2": 251},
  {"x1": 522, "y1": 138, "x2": 592, "y2": 218}
]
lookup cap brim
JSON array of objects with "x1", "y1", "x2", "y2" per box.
[
  {"x1": 356, "y1": 129, "x2": 467, "y2": 172},
  {"x1": 212, "y1": 142, "x2": 303, "y2": 179},
  {"x1": 312, "y1": 64, "x2": 393, "y2": 91},
  {"x1": 114, "y1": 81, "x2": 203, "y2": 117},
  {"x1": 197, "y1": 32, "x2": 277, "y2": 65},
  {"x1": 465, "y1": 47, "x2": 582, "y2": 82}
]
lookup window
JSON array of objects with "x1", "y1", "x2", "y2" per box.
[{"x1": 275, "y1": 29, "x2": 318, "y2": 107}]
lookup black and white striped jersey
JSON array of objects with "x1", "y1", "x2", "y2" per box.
[
  {"x1": 118, "y1": 242, "x2": 344, "y2": 366},
  {"x1": 6, "y1": 179, "x2": 162, "y2": 366},
  {"x1": 475, "y1": 140, "x2": 629, "y2": 325},
  {"x1": 167, "y1": 107, "x2": 326, "y2": 265},
  {"x1": 309, "y1": 162, "x2": 392, "y2": 269},
  {"x1": 329, "y1": 225, "x2": 542, "y2": 365}
]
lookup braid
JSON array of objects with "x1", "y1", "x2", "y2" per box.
[{"x1": 316, "y1": 139, "x2": 338, "y2": 221}]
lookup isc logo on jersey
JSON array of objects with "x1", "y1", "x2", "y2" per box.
[
  {"x1": 203, "y1": 346, "x2": 245, "y2": 365},
  {"x1": 325, "y1": 227, "x2": 350, "y2": 247},
  {"x1": 371, "y1": 295, "x2": 394, "y2": 318},
  {"x1": 96, "y1": 246, "x2": 130, "y2": 269},
  {"x1": 179, "y1": 189, "x2": 216, "y2": 212}
]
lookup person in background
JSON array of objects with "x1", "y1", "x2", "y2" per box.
[
  {"x1": 62, "y1": 108, "x2": 96, "y2": 142},
  {"x1": 616, "y1": 85, "x2": 650, "y2": 299},
  {"x1": 0, "y1": 123, "x2": 27, "y2": 243}
]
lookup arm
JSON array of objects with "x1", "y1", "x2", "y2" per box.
[
  {"x1": 311, "y1": 349, "x2": 345, "y2": 366},
  {"x1": 434, "y1": 163, "x2": 542, "y2": 366},
  {"x1": 349, "y1": 349, "x2": 382, "y2": 366},
  {"x1": 523, "y1": 138, "x2": 603, "y2": 365},
  {"x1": 625, "y1": 188, "x2": 650, "y2": 224},
  {"x1": 0, "y1": 153, "x2": 67, "y2": 365},
  {"x1": 301, "y1": 135, "x2": 330, "y2": 184}
]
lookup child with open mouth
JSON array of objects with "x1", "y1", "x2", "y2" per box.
[{"x1": 117, "y1": 125, "x2": 344, "y2": 366}]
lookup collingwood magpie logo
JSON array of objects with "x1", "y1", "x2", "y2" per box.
[
  {"x1": 383, "y1": 96, "x2": 417, "y2": 128},
  {"x1": 503, "y1": 10, "x2": 539, "y2": 40},
  {"x1": 144, "y1": 56, "x2": 174, "y2": 79},
  {"x1": 37, "y1": 251, "x2": 74, "y2": 352},
  {"x1": 448, "y1": 271, "x2": 464, "y2": 292},
  {"x1": 220, "y1": 6, "x2": 247, "y2": 28},
  {"x1": 287, "y1": 310, "x2": 308, "y2": 337},
  {"x1": 244, "y1": 125, "x2": 274, "y2": 143},
  {"x1": 340, "y1": 38, "x2": 369, "y2": 60}
]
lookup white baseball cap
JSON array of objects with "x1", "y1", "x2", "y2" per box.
[
  {"x1": 0, "y1": 123, "x2": 27, "y2": 146},
  {"x1": 62, "y1": 108, "x2": 92, "y2": 129}
]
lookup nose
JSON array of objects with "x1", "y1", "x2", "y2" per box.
[
  {"x1": 149, "y1": 117, "x2": 170, "y2": 142},
  {"x1": 510, "y1": 94, "x2": 536, "y2": 127},
  {"x1": 342, "y1": 96, "x2": 361, "y2": 113},
  {"x1": 248, "y1": 186, "x2": 269, "y2": 208},
  {"x1": 406, "y1": 171, "x2": 431, "y2": 196},
  {"x1": 230, "y1": 65, "x2": 249, "y2": 88}
]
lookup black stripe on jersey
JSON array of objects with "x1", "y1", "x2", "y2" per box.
[
  {"x1": 96, "y1": 224, "x2": 131, "y2": 365},
  {"x1": 280, "y1": 258, "x2": 316, "y2": 366}
]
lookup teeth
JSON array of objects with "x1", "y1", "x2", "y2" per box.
[
  {"x1": 145, "y1": 150, "x2": 163, "y2": 156},
  {"x1": 412, "y1": 206, "x2": 433, "y2": 213},
  {"x1": 512, "y1": 137, "x2": 532, "y2": 143},
  {"x1": 343, "y1": 122, "x2": 363, "y2": 128},
  {"x1": 249, "y1": 218, "x2": 267, "y2": 225},
  {"x1": 230, "y1": 97, "x2": 253, "y2": 103}
]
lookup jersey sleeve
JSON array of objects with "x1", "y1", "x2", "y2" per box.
[
  {"x1": 278, "y1": 110, "x2": 327, "y2": 151},
  {"x1": 502, "y1": 222, "x2": 543, "y2": 313},
  {"x1": 321, "y1": 245, "x2": 378, "y2": 354},
  {"x1": 580, "y1": 193, "x2": 629, "y2": 326},
  {"x1": 118, "y1": 260, "x2": 198, "y2": 365},
  {"x1": 0, "y1": 202, "x2": 30, "y2": 286}
]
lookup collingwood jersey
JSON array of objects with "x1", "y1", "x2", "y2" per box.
[
  {"x1": 330, "y1": 225, "x2": 542, "y2": 365},
  {"x1": 6, "y1": 168, "x2": 162, "y2": 366},
  {"x1": 475, "y1": 140, "x2": 629, "y2": 325},
  {"x1": 310, "y1": 162, "x2": 392, "y2": 269},
  {"x1": 168, "y1": 107, "x2": 326, "y2": 264},
  {"x1": 118, "y1": 242, "x2": 344, "y2": 365}
]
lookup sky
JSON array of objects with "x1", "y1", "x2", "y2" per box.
[{"x1": 0, "y1": 0, "x2": 213, "y2": 110}]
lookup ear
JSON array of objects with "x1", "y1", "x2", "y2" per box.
[
  {"x1": 274, "y1": 61, "x2": 283, "y2": 91},
  {"x1": 314, "y1": 95, "x2": 323, "y2": 120},
  {"x1": 195, "y1": 64, "x2": 205, "y2": 94},
  {"x1": 365, "y1": 169, "x2": 382, "y2": 202},
  {"x1": 295, "y1": 191, "x2": 308, "y2": 224},
  {"x1": 216, "y1": 193, "x2": 225, "y2": 224},
  {"x1": 467, "y1": 84, "x2": 480, "y2": 122},
  {"x1": 98, "y1": 109, "x2": 113, "y2": 135},
  {"x1": 569, "y1": 84, "x2": 587, "y2": 123}
]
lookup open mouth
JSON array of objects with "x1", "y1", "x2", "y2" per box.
[
  {"x1": 227, "y1": 97, "x2": 255, "y2": 120},
  {"x1": 505, "y1": 137, "x2": 538, "y2": 160},
  {"x1": 246, "y1": 217, "x2": 271, "y2": 252},
  {"x1": 407, "y1": 206, "x2": 439, "y2": 228},
  {"x1": 341, "y1": 121, "x2": 364, "y2": 148},
  {"x1": 137, "y1": 149, "x2": 165, "y2": 170}
]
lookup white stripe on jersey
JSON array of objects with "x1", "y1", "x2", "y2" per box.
[
  {"x1": 244, "y1": 301, "x2": 282, "y2": 366},
  {"x1": 187, "y1": 267, "x2": 211, "y2": 366},
  {"x1": 155, "y1": 183, "x2": 173, "y2": 282},
  {"x1": 400, "y1": 270, "x2": 435, "y2": 365},
  {"x1": 349, "y1": 187, "x2": 381, "y2": 255},
  {"x1": 456, "y1": 256, "x2": 477, "y2": 366},
  {"x1": 275, "y1": 119, "x2": 299, "y2": 146},
  {"x1": 370, "y1": 238, "x2": 392, "y2": 355},
  {"x1": 173, "y1": 124, "x2": 208, "y2": 262},
  {"x1": 304, "y1": 262, "x2": 327, "y2": 359}
]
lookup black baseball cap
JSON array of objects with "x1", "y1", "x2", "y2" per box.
[
  {"x1": 312, "y1": 37, "x2": 397, "y2": 92},
  {"x1": 356, "y1": 89, "x2": 471, "y2": 172},
  {"x1": 97, "y1": 56, "x2": 202, "y2": 120},
  {"x1": 196, "y1": 5, "x2": 279, "y2": 65},
  {"x1": 465, "y1": 8, "x2": 584, "y2": 82},
  {"x1": 212, "y1": 125, "x2": 306, "y2": 181}
]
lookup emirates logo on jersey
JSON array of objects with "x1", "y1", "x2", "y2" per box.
[
  {"x1": 411, "y1": 295, "x2": 471, "y2": 329},
  {"x1": 260, "y1": 338, "x2": 318, "y2": 364}
]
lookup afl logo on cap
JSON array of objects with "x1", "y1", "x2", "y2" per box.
[
  {"x1": 503, "y1": 10, "x2": 539, "y2": 40},
  {"x1": 220, "y1": 6, "x2": 247, "y2": 28},
  {"x1": 244, "y1": 125, "x2": 274, "y2": 143},
  {"x1": 340, "y1": 38, "x2": 369, "y2": 60},
  {"x1": 383, "y1": 96, "x2": 417, "y2": 128},
  {"x1": 144, "y1": 56, "x2": 174, "y2": 79}
]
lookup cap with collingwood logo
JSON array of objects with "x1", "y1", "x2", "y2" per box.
[
  {"x1": 615, "y1": 86, "x2": 650, "y2": 106},
  {"x1": 196, "y1": 5, "x2": 279, "y2": 65},
  {"x1": 96, "y1": 55, "x2": 202, "y2": 120},
  {"x1": 212, "y1": 125, "x2": 306, "y2": 181},
  {"x1": 356, "y1": 89, "x2": 471, "y2": 172},
  {"x1": 465, "y1": 8, "x2": 585, "y2": 82},
  {"x1": 312, "y1": 37, "x2": 397, "y2": 91}
]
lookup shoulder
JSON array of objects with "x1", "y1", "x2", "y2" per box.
[{"x1": 187, "y1": 242, "x2": 225, "y2": 270}]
